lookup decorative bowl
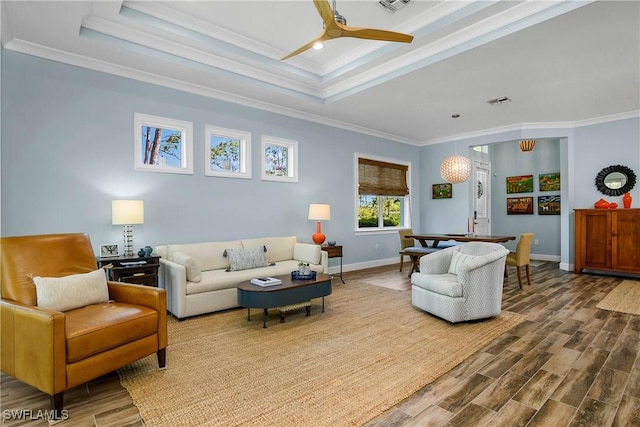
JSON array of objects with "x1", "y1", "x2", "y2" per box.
[{"x1": 327, "y1": 241, "x2": 337, "y2": 247}]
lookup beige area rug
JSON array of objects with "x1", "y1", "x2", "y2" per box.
[
  {"x1": 119, "y1": 281, "x2": 525, "y2": 427},
  {"x1": 596, "y1": 280, "x2": 640, "y2": 315}
]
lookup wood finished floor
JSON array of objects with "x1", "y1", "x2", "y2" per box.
[{"x1": 1, "y1": 262, "x2": 639, "y2": 426}]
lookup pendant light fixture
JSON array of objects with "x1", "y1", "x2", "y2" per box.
[
  {"x1": 440, "y1": 114, "x2": 472, "y2": 184},
  {"x1": 519, "y1": 139, "x2": 536, "y2": 152}
]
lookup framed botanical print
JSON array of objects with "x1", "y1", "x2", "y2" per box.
[
  {"x1": 432, "y1": 183, "x2": 452, "y2": 199},
  {"x1": 205, "y1": 125, "x2": 251, "y2": 179},
  {"x1": 261, "y1": 135, "x2": 298, "y2": 182},
  {"x1": 134, "y1": 113, "x2": 193, "y2": 174},
  {"x1": 507, "y1": 197, "x2": 534, "y2": 215}
]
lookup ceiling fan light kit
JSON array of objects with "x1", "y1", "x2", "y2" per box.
[{"x1": 281, "y1": 0, "x2": 414, "y2": 60}]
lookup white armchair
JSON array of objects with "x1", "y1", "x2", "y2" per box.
[{"x1": 411, "y1": 242, "x2": 509, "y2": 323}]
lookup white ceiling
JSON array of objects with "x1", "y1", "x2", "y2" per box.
[{"x1": 2, "y1": 0, "x2": 639, "y2": 145}]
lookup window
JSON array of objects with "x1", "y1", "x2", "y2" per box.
[
  {"x1": 356, "y1": 155, "x2": 410, "y2": 231},
  {"x1": 205, "y1": 125, "x2": 251, "y2": 179},
  {"x1": 261, "y1": 136, "x2": 298, "y2": 182},
  {"x1": 134, "y1": 113, "x2": 193, "y2": 175}
]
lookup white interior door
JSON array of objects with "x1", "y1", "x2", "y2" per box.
[{"x1": 472, "y1": 161, "x2": 491, "y2": 235}]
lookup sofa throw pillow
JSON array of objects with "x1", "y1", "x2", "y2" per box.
[
  {"x1": 293, "y1": 243, "x2": 321, "y2": 265},
  {"x1": 224, "y1": 247, "x2": 270, "y2": 271},
  {"x1": 448, "y1": 251, "x2": 477, "y2": 275},
  {"x1": 32, "y1": 268, "x2": 109, "y2": 312},
  {"x1": 173, "y1": 251, "x2": 202, "y2": 283}
]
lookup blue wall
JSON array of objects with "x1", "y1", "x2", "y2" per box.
[
  {"x1": 420, "y1": 120, "x2": 639, "y2": 268},
  {"x1": 490, "y1": 138, "x2": 561, "y2": 256},
  {"x1": 1, "y1": 50, "x2": 421, "y2": 271},
  {"x1": 2, "y1": 49, "x2": 639, "y2": 271}
]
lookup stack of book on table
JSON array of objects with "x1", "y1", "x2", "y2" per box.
[{"x1": 250, "y1": 277, "x2": 282, "y2": 287}]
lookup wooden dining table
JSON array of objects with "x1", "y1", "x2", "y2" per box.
[{"x1": 406, "y1": 233, "x2": 516, "y2": 248}]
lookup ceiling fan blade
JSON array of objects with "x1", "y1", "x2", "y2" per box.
[
  {"x1": 342, "y1": 26, "x2": 414, "y2": 43},
  {"x1": 313, "y1": 0, "x2": 334, "y2": 24},
  {"x1": 281, "y1": 35, "x2": 327, "y2": 60}
]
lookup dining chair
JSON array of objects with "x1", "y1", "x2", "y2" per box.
[
  {"x1": 505, "y1": 232, "x2": 534, "y2": 289},
  {"x1": 398, "y1": 229, "x2": 433, "y2": 274}
]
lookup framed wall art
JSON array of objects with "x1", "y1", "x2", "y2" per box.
[
  {"x1": 538, "y1": 195, "x2": 561, "y2": 215},
  {"x1": 432, "y1": 183, "x2": 452, "y2": 199},
  {"x1": 134, "y1": 113, "x2": 193, "y2": 174},
  {"x1": 205, "y1": 125, "x2": 251, "y2": 179},
  {"x1": 539, "y1": 173, "x2": 560, "y2": 191},
  {"x1": 261, "y1": 135, "x2": 298, "y2": 182},
  {"x1": 507, "y1": 197, "x2": 534, "y2": 215},
  {"x1": 506, "y1": 175, "x2": 533, "y2": 194}
]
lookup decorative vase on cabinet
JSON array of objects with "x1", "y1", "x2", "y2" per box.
[{"x1": 623, "y1": 192, "x2": 632, "y2": 208}]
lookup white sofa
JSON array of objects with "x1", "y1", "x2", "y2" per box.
[{"x1": 155, "y1": 236, "x2": 328, "y2": 319}]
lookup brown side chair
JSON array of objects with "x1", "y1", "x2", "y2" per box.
[
  {"x1": 505, "y1": 232, "x2": 534, "y2": 289},
  {"x1": 1, "y1": 233, "x2": 167, "y2": 419}
]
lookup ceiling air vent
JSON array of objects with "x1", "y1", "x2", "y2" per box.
[
  {"x1": 378, "y1": 0, "x2": 412, "y2": 13},
  {"x1": 486, "y1": 96, "x2": 511, "y2": 106}
]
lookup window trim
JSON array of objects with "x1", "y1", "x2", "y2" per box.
[{"x1": 354, "y1": 153, "x2": 411, "y2": 233}]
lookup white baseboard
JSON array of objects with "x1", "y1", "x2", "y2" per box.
[
  {"x1": 531, "y1": 253, "x2": 561, "y2": 262},
  {"x1": 327, "y1": 257, "x2": 398, "y2": 275},
  {"x1": 559, "y1": 262, "x2": 573, "y2": 271}
]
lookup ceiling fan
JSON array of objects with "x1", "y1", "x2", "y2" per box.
[{"x1": 281, "y1": 0, "x2": 414, "y2": 60}]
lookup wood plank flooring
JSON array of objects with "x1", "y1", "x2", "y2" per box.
[{"x1": 1, "y1": 261, "x2": 639, "y2": 426}]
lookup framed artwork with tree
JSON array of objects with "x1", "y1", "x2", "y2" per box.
[
  {"x1": 205, "y1": 125, "x2": 251, "y2": 179},
  {"x1": 134, "y1": 113, "x2": 193, "y2": 174},
  {"x1": 261, "y1": 135, "x2": 298, "y2": 182}
]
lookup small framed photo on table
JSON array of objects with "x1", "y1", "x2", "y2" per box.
[{"x1": 100, "y1": 244, "x2": 119, "y2": 257}]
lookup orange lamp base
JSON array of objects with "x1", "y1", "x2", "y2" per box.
[{"x1": 312, "y1": 221, "x2": 326, "y2": 245}]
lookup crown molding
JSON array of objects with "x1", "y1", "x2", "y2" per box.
[
  {"x1": 4, "y1": 38, "x2": 636, "y2": 149},
  {"x1": 422, "y1": 110, "x2": 640, "y2": 146}
]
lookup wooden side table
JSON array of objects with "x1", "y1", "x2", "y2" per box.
[
  {"x1": 322, "y1": 245, "x2": 345, "y2": 283},
  {"x1": 97, "y1": 255, "x2": 161, "y2": 287}
]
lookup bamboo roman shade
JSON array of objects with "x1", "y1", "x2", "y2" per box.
[{"x1": 358, "y1": 158, "x2": 409, "y2": 196}]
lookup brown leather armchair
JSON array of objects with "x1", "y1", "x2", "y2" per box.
[{"x1": 1, "y1": 233, "x2": 167, "y2": 418}]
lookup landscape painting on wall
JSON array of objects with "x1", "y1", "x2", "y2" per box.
[
  {"x1": 506, "y1": 175, "x2": 533, "y2": 193},
  {"x1": 507, "y1": 197, "x2": 534, "y2": 215},
  {"x1": 432, "y1": 183, "x2": 452, "y2": 199},
  {"x1": 538, "y1": 195, "x2": 561, "y2": 215},
  {"x1": 539, "y1": 173, "x2": 560, "y2": 191}
]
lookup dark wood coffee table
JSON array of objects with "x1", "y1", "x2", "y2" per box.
[{"x1": 237, "y1": 273, "x2": 332, "y2": 328}]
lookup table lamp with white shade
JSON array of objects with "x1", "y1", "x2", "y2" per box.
[
  {"x1": 308, "y1": 203, "x2": 330, "y2": 245},
  {"x1": 112, "y1": 200, "x2": 144, "y2": 257}
]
